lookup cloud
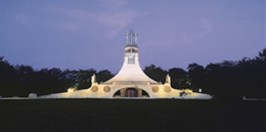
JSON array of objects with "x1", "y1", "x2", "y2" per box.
[
  {"x1": 48, "y1": 0, "x2": 148, "y2": 39},
  {"x1": 12, "y1": 1, "x2": 148, "y2": 39},
  {"x1": 183, "y1": 18, "x2": 213, "y2": 45},
  {"x1": 98, "y1": 11, "x2": 147, "y2": 38},
  {"x1": 93, "y1": 0, "x2": 148, "y2": 38},
  {"x1": 199, "y1": 18, "x2": 213, "y2": 35}
]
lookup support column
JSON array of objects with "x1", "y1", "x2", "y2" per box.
[
  {"x1": 137, "y1": 88, "x2": 142, "y2": 97},
  {"x1": 120, "y1": 89, "x2": 126, "y2": 97}
]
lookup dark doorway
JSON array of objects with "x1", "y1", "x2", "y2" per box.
[
  {"x1": 125, "y1": 88, "x2": 138, "y2": 97},
  {"x1": 113, "y1": 88, "x2": 150, "y2": 97}
]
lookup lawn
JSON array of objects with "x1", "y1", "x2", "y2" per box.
[{"x1": 0, "y1": 99, "x2": 265, "y2": 132}]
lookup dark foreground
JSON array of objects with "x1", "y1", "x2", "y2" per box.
[{"x1": 0, "y1": 99, "x2": 265, "y2": 132}]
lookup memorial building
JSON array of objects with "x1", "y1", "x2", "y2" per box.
[{"x1": 42, "y1": 30, "x2": 211, "y2": 99}]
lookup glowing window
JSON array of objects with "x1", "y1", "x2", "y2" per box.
[{"x1": 128, "y1": 54, "x2": 135, "y2": 64}]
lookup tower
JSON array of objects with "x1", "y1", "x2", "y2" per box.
[
  {"x1": 104, "y1": 30, "x2": 157, "y2": 84},
  {"x1": 125, "y1": 29, "x2": 138, "y2": 65}
]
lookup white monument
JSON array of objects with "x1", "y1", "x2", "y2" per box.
[{"x1": 42, "y1": 30, "x2": 212, "y2": 99}]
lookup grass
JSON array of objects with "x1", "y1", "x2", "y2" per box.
[{"x1": 0, "y1": 99, "x2": 265, "y2": 132}]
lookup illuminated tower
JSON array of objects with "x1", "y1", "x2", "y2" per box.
[{"x1": 104, "y1": 30, "x2": 157, "y2": 84}]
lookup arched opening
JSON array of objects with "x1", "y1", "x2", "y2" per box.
[
  {"x1": 113, "y1": 90, "x2": 121, "y2": 97},
  {"x1": 125, "y1": 88, "x2": 138, "y2": 97},
  {"x1": 142, "y1": 90, "x2": 149, "y2": 97},
  {"x1": 113, "y1": 88, "x2": 150, "y2": 98}
]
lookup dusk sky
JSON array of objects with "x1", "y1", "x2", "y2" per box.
[{"x1": 1, "y1": 0, "x2": 265, "y2": 72}]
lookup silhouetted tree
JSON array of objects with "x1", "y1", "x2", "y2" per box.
[
  {"x1": 187, "y1": 48, "x2": 266, "y2": 99},
  {"x1": 96, "y1": 70, "x2": 113, "y2": 83},
  {"x1": 0, "y1": 57, "x2": 19, "y2": 96},
  {"x1": 168, "y1": 67, "x2": 188, "y2": 89},
  {"x1": 75, "y1": 69, "x2": 96, "y2": 89},
  {"x1": 144, "y1": 64, "x2": 167, "y2": 83},
  {"x1": 187, "y1": 63, "x2": 209, "y2": 92}
]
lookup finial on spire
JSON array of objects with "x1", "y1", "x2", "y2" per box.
[{"x1": 126, "y1": 29, "x2": 137, "y2": 45}]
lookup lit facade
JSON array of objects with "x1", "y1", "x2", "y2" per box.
[{"x1": 42, "y1": 30, "x2": 212, "y2": 99}]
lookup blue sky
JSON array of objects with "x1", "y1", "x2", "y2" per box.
[{"x1": 1, "y1": 0, "x2": 265, "y2": 72}]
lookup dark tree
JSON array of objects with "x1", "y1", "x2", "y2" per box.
[
  {"x1": 96, "y1": 70, "x2": 113, "y2": 83},
  {"x1": 0, "y1": 57, "x2": 19, "y2": 96},
  {"x1": 187, "y1": 63, "x2": 209, "y2": 92},
  {"x1": 187, "y1": 48, "x2": 266, "y2": 99},
  {"x1": 144, "y1": 64, "x2": 167, "y2": 83},
  {"x1": 168, "y1": 67, "x2": 188, "y2": 89},
  {"x1": 75, "y1": 69, "x2": 96, "y2": 89}
]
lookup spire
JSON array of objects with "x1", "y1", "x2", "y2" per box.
[{"x1": 126, "y1": 29, "x2": 138, "y2": 46}]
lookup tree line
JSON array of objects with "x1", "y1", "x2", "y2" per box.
[
  {"x1": 0, "y1": 58, "x2": 113, "y2": 97},
  {"x1": 143, "y1": 48, "x2": 266, "y2": 99},
  {"x1": 0, "y1": 48, "x2": 265, "y2": 99}
]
